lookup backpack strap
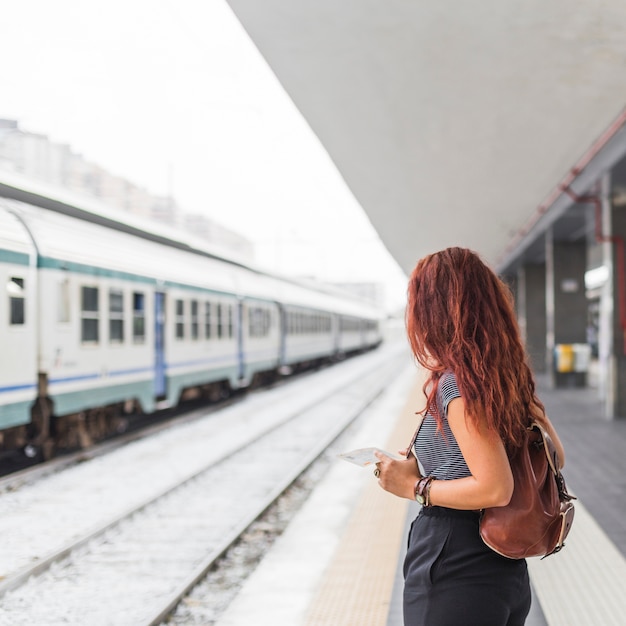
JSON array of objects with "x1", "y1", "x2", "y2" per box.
[
  {"x1": 405, "y1": 412, "x2": 426, "y2": 458},
  {"x1": 529, "y1": 421, "x2": 576, "y2": 502}
]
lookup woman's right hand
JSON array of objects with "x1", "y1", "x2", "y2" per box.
[{"x1": 374, "y1": 452, "x2": 420, "y2": 500}]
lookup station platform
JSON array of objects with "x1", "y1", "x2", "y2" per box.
[{"x1": 215, "y1": 358, "x2": 626, "y2": 626}]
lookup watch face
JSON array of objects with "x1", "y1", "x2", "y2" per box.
[{"x1": 415, "y1": 493, "x2": 425, "y2": 504}]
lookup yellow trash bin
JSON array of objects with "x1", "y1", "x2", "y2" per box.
[{"x1": 555, "y1": 344, "x2": 574, "y2": 373}]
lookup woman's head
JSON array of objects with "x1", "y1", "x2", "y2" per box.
[
  {"x1": 406, "y1": 247, "x2": 543, "y2": 448},
  {"x1": 406, "y1": 247, "x2": 517, "y2": 369}
]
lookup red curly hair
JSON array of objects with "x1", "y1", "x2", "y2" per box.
[{"x1": 405, "y1": 247, "x2": 544, "y2": 449}]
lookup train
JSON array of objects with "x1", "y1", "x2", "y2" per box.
[{"x1": 0, "y1": 184, "x2": 383, "y2": 460}]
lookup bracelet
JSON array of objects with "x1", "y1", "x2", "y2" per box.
[
  {"x1": 414, "y1": 476, "x2": 434, "y2": 506},
  {"x1": 413, "y1": 477, "x2": 424, "y2": 498},
  {"x1": 425, "y1": 477, "x2": 435, "y2": 507}
]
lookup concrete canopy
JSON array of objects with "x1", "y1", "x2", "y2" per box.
[{"x1": 226, "y1": 1, "x2": 626, "y2": 276}]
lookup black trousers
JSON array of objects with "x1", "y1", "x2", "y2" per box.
[{"x1": 403, "y1": 507, "x2": 531, "y2": 626}]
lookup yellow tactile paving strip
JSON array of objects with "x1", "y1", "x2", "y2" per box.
[{"x1": 305, "y1": 377, "x2": 425, "y2": 626}]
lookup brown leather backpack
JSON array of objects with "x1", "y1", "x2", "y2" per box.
[{"x1": 479, "y1": 421, "x2": 575, "y2": 559}]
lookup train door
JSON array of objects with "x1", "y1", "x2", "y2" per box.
[
  {"x1": 237, "y1": 300, "x2": 245, "y2": 380},
  {"x1": 278, "y1": 304, "x2": 287, "y2": 366},
  {"x1": 154, "y1": 291, "x2": 166, "y2": 398},
  {"x1": 333, "y1": 314, "x2": 341, "y2": 355}
]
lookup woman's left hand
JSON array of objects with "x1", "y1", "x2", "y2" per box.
[{"x1": 374, "y1": 452, "x2": 420, "y2": 500}]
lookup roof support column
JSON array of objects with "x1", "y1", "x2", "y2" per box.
[
  {"x1": 546, "y1": 229, "x2": 588, "y2": 388},
  {"x1": 517, "y1": 262, "x2": 547, "y2": 374},
  {"x1": 608, "y1": 175, "x2": 626, "y2": 417},
  {"x1": 596, "y1": 173, "x2": 616, "y2": 417}
]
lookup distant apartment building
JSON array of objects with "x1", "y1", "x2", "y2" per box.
[
  {"x1": 331, "y1": 282, "x2": 386, "y2": 308},
  {"x1": 0, "y1": 118, "x2": 253, "y2": 262},
  {"x1": 182, "y1": 213, "x2": 254, "y2": 261}
]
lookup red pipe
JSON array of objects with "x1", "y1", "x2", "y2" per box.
[
  {"x1": 500, "y1": 106, "x2": 626, "y2": 257},
  {"x1": 560, "y1": 186, "x2": 626, "y2": 354},
  {"x1": 498, "y1": 105, "x2": 626, "y2": 353}
]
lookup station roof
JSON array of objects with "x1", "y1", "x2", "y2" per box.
[{"x1": 226, "y1": 1, "x2": 626, "y2": 275}]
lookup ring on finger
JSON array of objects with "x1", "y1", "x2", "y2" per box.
[{"x1": 374, "y1": 468, "x2": 380, "y2": 478}]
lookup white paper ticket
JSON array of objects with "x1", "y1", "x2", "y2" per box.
[{"x1": 338, "y1": 447, "x2": 399, "y2": 467}]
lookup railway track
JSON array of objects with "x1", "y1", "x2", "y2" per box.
[{"x1": 0, "y1": 343, "x2": 409, "y2": 626}]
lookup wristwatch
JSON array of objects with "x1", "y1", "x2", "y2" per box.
[{"x1": 414, "y1": 476, "x2": 434, "y2": 506}]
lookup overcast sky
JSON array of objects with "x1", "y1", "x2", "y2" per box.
[{"x1": 0, "y1": 0, "x2": 408, "y2": 311}]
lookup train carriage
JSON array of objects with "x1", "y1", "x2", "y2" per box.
[
  {"x1": 0, "y1": 206, "x2": 37, "y2": 439},
  {"x1": 161, "y1": 284, "x2": 240, "y2": 406},
  {"x1": 281, "y1": 305, "x2": 334, "y2": 366},
  {"x1": 337, "y1": 314, "x2": 368, "y2": 354},
  {"x1": 21, "y1": 201, "x2": 252, "y2": 413},
  {"x1": 273, "y1": 282, "x2": 337, "y2": 370}
]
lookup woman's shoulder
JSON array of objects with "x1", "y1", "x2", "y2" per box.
[
  {"x1": 439, "y1": 370, "x2": 461, "y2": 404},
  {"x1": 440, "y1": 370, "x2": 459, "y2": 389}
]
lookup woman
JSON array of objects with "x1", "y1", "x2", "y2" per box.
[{"x1": 374, "y1": 247, "x2": 565, "y2": 626}]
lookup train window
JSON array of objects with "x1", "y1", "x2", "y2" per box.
[
  {"x1": 204, "y1": 302, "x2": 211, "y2": 339},
  {"x1": 228, "y1": 305, "x2": 234, "y2": 338},
  {"x1": 191, "y1": 300, "x2": 199, "y2": 340},
  {"x1": 109, "y1": 290, "x2": 124, "y2": 343},
  {"x1": 249, "y1": 307, "x2": 257, "y2": 337},
  {"x1": 340, "y1": 317, "x2": 358, "y2": 332},
  {"x1": 81, "y1": 286, "x2": 99, "y2": 343},
  {"x1": 8, "y1": 277, "x2": 25, "y2": 325},
  {"x1": 57, "y1": 278, "x2": 70, "y2": 323},
  {"x1": 175, "y1": 299, "x2": 185, "y2": 340},
  {"x1": 249, "y1": 306, "x2": 271, "y2": 338},
  {"x1": 133, "y1": 292, "x2": 145, "y2": 342},
  {"x1": 217, "y1": 303, "x2": 223, "y2": 339},
  {"x1": 345, "y1": 317, "x2": 358, "y2": 331}
]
